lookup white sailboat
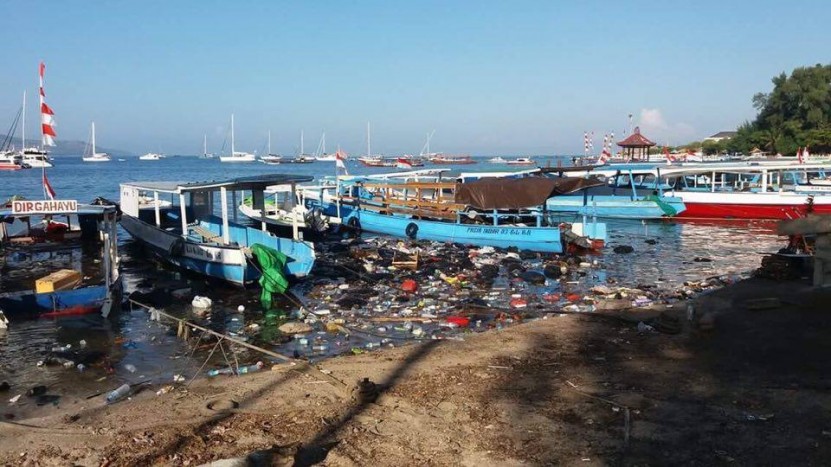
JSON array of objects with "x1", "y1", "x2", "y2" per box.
[
  {"x1": 201, "y1": 134, "x2": 214, "y2": 159},
  {"x1": 82, "y1": 122, "x2": 111, "y2": 162},
  {"x1": 260, "y1": 130, "x2": 282, "y2": 163},
  {"x1": 220, "y1": 114, "x2": 256, "y2": 162},
  {"x1": 314, "y1": 132, "x2": 336, "y2": 161}
]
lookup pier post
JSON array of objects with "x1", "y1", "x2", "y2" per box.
[{"x1": 221, "y1": 187, "x2": 230, "y2": 244}]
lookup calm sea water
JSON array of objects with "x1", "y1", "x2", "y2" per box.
[{"x1": 0, "y1": 156, "x2": 784, "y2": 413}]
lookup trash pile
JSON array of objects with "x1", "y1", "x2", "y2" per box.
[{"x1": 221, "y1": 237, "x2": 743, "y2": 362}]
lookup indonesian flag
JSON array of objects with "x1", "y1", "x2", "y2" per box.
[
  {"x1": 597, "y1": 134, "x2": 611, "y2": 165},
  {"x1": 797, "y1": 147, "x2": 804, "y2": 164},
  {"x1": 396, "y1": 157, "x2": 413, "y2": 169},
  {"x1": 663, "y1": 147, "x2": 674, "y2": 165},
  {"x1": 335, "y1": 149, "x2": 348, "y2": 174},
  {"x1": 40, "y1": 61, "x2": 56, "y2": 146},
  {"x1": 802, "y1": 146, "x2": 810, "y2": 163},
  {"x1": 43, "y1": 170, "x2": 56, "y2": 200}
]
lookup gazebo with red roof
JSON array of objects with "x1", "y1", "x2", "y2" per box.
[{"x1": 617, "y1": 127, "x2": 656, "y2": 161}]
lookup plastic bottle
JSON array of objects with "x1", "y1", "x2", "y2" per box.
[
  {"x1": 207, "y1": 368, "x2": 234, "y2": 377},
  {"x1": 51, "y1": 344, "x2": 71, "y2": 353},
  {"x1": 124, "y1": 364, "x2": 137, "y2": 373},
  {"x1": 312, "y1": 344, "x2": 329, "y2": 352},
  {"x1": 686, "y1": 303, "x2": 695, "y2": 321},
  {"x1": 106, "y1": 384, "x2": 131, "y2": 403},
  {"x1": 238, "y1": 361, "x2": 264, "y2": 374}
]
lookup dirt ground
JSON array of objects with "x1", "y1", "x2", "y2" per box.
[{"x1": 1, "y1": 277, "x2": 830, "y2": 466}]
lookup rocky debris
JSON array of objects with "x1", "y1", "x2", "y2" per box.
[{"x1": 613, "y1": 245, "x2": 634, "y2": 254}]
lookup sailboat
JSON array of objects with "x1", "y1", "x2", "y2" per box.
[
  {"x1": 314, "y1": 132, "x2": 336, "y2": 162},
  {"x1": 296, "y1": 130, "x2": 314, "y2": 162},
  {"x1": 219, "y1": 114, "x2": 256, "y2": 162},
  {"x1": 201, "y1": 134, "x2": 214, "y2": 159},
  {"x1": 82, "y1": 122, "x2": 112, "y2": 162},
  {"x1": 260, "y1": 130, "x2": 282, "y2": 164}
]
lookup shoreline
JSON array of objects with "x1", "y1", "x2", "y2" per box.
[{"x1": 3, "y1": 275, "x2": 829, "y2": 465}]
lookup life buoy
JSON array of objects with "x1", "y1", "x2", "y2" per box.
[
  {"x1": 168, "y1": 238, "x2": 185, "y2": 256},
  {"x1": 405, "y1": 222, "x2": 418, "y2": 239}
]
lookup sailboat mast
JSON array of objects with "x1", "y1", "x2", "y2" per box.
[
  {"x1": 268, "y1": 130, "x2": 271, "y2": 154},
  {"x1": 203, "y1": 134, "x2": 207, "y2": 156},
  {"x1": 367, "y1": 122, "x2": 371, "y2": 157},
  {"x1": 231, "y1": 114, "x2": 235, "y2": 155},
  {"x1": 21, "y1": 91, "x2": 26, "y2": 151},
  {"x1": 300, "y1": 130, "x2": 304, "y2": 155},
  {"x1": 92, "y1": 122, "x2": 96, "y2": 155},
  {"x1": 322, "y1": 132, "x2": 326, "y2": 154}
]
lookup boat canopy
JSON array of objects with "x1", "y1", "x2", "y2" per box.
[
  {"x1": 123, "y1": 174, "x2": 315, "y2": 194},
  {"x1": 455, "y1": 176, "x2": 605, "y2": 210}
]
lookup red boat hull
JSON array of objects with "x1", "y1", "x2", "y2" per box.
[{"x1": 678, "y1": 202, "x2": 831, "y2": 220}]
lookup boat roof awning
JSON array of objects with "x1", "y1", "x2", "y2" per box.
[
  {"x1": 123, "y1": 175, "x2": 315, "y2": 194},
  {"x1": 455, "y1": 176, "x2": 605, "y2": 210}
]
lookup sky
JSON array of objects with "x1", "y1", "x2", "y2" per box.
[{"x1": 1, "y1": 0, "x2": 829, "y2": 156}]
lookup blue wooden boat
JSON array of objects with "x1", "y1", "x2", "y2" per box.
[
  {"x1": 459, "y1": 167, "x2": 686, "y2": 219},
  {"x1": 310, "y1": 176, "x2": 607, "y2": 253},
  {"x1": 120, "y1": 175, "x2": 316, "y2": 286},
  {"x1": 0, "y1": 199, "x2": 121, "y2": 319}
]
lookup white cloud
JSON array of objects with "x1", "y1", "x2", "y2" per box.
[{"x1": 637, "y1": 108, "x2": 696, "y2": 145}]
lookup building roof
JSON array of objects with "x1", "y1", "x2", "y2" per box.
[
  {"x1": 616, "y1": 127, "x2": 656, "y2": 147},
  {"x1": 708, "y1": 131, "x2": 737, "y2": 139}
]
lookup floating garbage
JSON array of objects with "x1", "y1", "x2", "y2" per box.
[{"x1": 191, "y1": 296, "x2": 212, "y2": 309}]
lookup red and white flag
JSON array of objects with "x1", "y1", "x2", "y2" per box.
[
  {"x1": 43, "y1": 170, "x2": 56, "y2": 200},
  {"x1": 663, "y1": 147, "x2": 674, "y2": 165},
  {"x1": 597, "y1": 134, "x2": 611, "y2": 165},
  {"x1": 335, "y1": 149, "x2": 348, "y2": 174},
  {"x1": 39, "y1": 61, "x2": 56, "y2": 147}
]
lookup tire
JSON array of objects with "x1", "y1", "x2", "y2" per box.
[
  {"x1": 347, "y1": 216, "x2": 362, "y2": 237},
  {"x1": 168, "y1": 238, "x2": 185, "y2": 256},
  {"x1": 405, "y1": 222, "x2": 419, "y2": 239}
]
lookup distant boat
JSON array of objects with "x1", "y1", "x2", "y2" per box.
[
  {"x1": 219, "y1": 114, "x2": 256, "y2": 163},
  {"x1": 82, "y1": 122, "x2": 111, "y2": 162},
  {"x1": 15, "y1": 90, "x2": 54, "y2": 168},
  {"x1": 139, "y1": 152, "x2": 165, "y2": 160},
  {"x1": 259, "y1": 130, "x2": 282, "y2": 163},
  {"x1": 201, "y1": 134, "x2": 214, "y2": 159},
  {"x1": 487, "y1": 156, "x2": 507, "y2": 164},
  {"x1": 313, "y1": 132, "x2": 336, "y2": 161},
  {"x1": 506, "y1": 157, "x2": 536, "y2": 166},
  {"x1": 429, "y1": 155, "x2": 476, "y2": 165},
  {"x1": 0, "y1": 152, "x2": 27, "y2": 170}
]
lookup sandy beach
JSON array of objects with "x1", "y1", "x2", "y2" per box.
[{"x1": 2, "y1": 276, "x2": 829, "y2": 466}]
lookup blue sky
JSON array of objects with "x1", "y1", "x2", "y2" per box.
[{"x1": 1, "y1": 1, "x2": 829, "y2": 155}]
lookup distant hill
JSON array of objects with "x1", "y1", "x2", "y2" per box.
[{"x1": 0, "y1": 135, "x2": 133, "y2": 157}]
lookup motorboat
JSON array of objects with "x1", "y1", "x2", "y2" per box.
[
  {"x1": 139, "y1": 153, "x2": 165, "y2": 161},
  {"x1": 119, "y1": 175, "x2": 316, "y2": 285},
  {"x1": 506, "y1": 157, "x2": 536, "y2": 166}
]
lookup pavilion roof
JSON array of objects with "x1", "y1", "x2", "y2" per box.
[{"x1": 616, "y1": 127, "x2": 656, "y2": 147}]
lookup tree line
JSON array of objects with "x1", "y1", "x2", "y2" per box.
[{"x1": 683, "y1": 64, "x2": 831, "y2": 156}]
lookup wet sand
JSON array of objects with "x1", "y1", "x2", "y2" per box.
[{"x1": 1, "y1": 276, "x2": 829, "y2": 465}]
